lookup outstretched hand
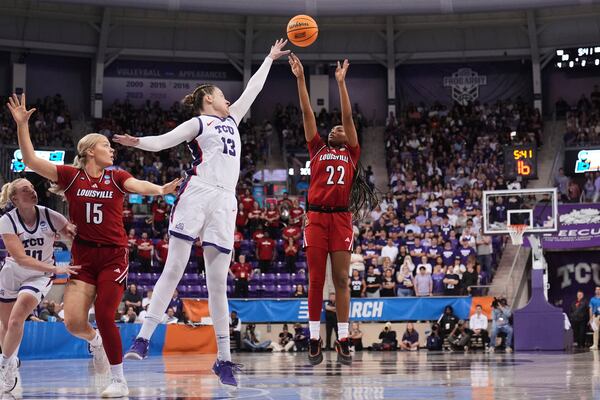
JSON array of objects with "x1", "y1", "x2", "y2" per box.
[
  {"x1": 335, "y1": 59, "x2": 350, "y2": 83},
  {"x1": 113, "y1": 134, "x2": 140, "y2": 147},
  {"x1": 160, "y1": 178, "x2": 183, "y2": 195},
  {"x1": 268, "y1": 38, "x2": 291, "y2": 61},
  {"x1": 288, "y1": 53, "x2": 305, "y2": 78},
  {"x1": 6, "y1": 93, "x2": 36, "y2": 125}
]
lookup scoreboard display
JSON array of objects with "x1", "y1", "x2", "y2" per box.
[{"x1": 503, "y1": 145, "x2": 537, "y2": 179}]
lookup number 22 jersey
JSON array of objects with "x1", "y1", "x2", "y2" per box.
[
  {"x1": 55, "y1": 166, "x2": 132, "y2": 247},
  {"x1": 307, "y1": 135, "x2": 360, "y2": 208}
]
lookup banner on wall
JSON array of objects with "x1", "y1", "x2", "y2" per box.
[
  {"x1": 546, "y1": 251, "x2": 600, "y2": 313},
  {"x1": 396, "y1": 61, "x2": 532, "y2": 106},
  {"x1": 540, "y1": 204, "x2": 600, "y2": 249},
  {"x1": 224, "y1": 297, "x2": 472, "y2": 323},
  {"x1": 103, "y1": 60, "x2": 243, "y2": 108}
]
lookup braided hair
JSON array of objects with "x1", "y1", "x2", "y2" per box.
[
  {"x1": 182, "y1": 84, "x2": 216, "y2": 112},
  {"x1": 349, "y1": 160, "x2": 379, "y2": 222}
]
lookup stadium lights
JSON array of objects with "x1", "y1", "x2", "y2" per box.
[
  {"x1": 596, "y1": 59, "x2": 600, "y2": 66},
  {"x1": 556, "y1": 49, "x2": 564, "y2": 56},
  {"x1": 582, "y1": 60, "x2": 586, "y2": 67}
]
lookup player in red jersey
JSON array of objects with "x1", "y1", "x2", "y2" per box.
[
  {"x1": 289, "y1": 54, "x2": 375, "y2": 366},
  {"x1": 7, "y1": 93, "x2": 179, "y2": 398}
]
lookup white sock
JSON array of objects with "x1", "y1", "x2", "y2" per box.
[
  {"x1": 88, "y1": 331, "x2": 102, "y2": 347},
  {"x1": 110, "y1": 363, "x2": 125, "y2": 381},
  {"x1": 309, "y1": 321, "x2": 321, "y2": 340},
  {"x1": 138, "y1": 237, "x2": 191, "y2": 341},
  {"x1": 204, "y1": 246, "x2": 232, "y2": 362},
  {"x1": 338, "y1": 322, "x2": 349, "y2": 340}
]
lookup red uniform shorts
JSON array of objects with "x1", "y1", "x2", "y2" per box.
[
  {"x1": 303, "y1": 211, "x2": 354, "y2": 252},
  {"x1": 71, "y1": 240, "x2": 129, "y2": 287}
]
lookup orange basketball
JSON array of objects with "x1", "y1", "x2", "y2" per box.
[{"x1": 287, "y1": 15, "x2": 318, "y2": 47}]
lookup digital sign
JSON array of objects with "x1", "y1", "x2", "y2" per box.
[
  {"x1": 503, "y1": 145, "x2": 537, "y2": 179},
  {"x1": 555, "y1": 47, "x2": 600, "y2": 69},
  {"x1": 11, "y1": 149, "x2": 65, "y2": 173},
  {"x1": 574, "y1": 149, "x2": 600, "y2": 173}
]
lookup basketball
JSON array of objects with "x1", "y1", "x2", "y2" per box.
[{"x1": 287, "y1": 15, "x2": 318, "y2": 47}]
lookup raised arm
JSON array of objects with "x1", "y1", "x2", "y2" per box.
[
  {"x1": 113, "y1": 118, "x2": 199, "y2": 152},
  {"x1": 335, "y1": 60, "x2": 359, "y2": 148},
  {"x1": 229, "y1": 39, "x2": 290, "y2": 124},
  {"x1": 7, "y1": 94, "x2": 58, "y2": 182},
  {"x1": 288, "y1": 53, "x2": 318, "y2": 142}
]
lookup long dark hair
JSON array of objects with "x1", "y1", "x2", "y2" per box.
[{"x1": 349, "y1": 160, "x2": 379, "y2": 222}]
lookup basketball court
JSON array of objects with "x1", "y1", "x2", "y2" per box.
[{"x1": 5, "y1": 351, "x2": 597, "y2": 399}]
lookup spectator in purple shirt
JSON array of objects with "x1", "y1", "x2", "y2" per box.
[
  {"x1": 399, "y1": 323, "x2": 419, "y2": 351},
  {"x1": 396, "y1": 264, "x2": 414, "y2": 297},
  {"x1": 410, "y1": 238, "x2": 426, "y2": 265},
  {"x1": 457, "y1": 238, "x2": 476, "y2": 264},
  {"x1": 431, "y1": 264, "x2": 446, "y2": 296},
  {"x1": 427, "y1": 237, "x2": 443, "y2": 261},
  {"x1": 441, "y1": 241, "x2": 456, "y2": 267}
]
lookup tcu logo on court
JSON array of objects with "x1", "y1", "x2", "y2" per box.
[{"x1": 443, "y1": 68, "x2": 487, "y2": 106}]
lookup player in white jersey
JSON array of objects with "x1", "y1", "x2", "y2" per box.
[
  {"x1": 0, "y1": 178, "x2": 79, "y2": 392},
  {"x1": 114, "y1": 39, "x2": 289, "y2": 386}
]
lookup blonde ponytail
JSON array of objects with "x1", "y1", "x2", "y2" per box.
[
  {"x1": 49, "y1": 133, "x2": 106, "y2": 196},
  {"x1": 0, "y1": 178, "x2": 28, "y2": 209}
]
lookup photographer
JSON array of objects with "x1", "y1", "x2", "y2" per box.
[
  {"x1": 426, "y1": 323, "x2": 443, "y2": 351},
  {"x1": 373, "y1": 322, "x2": 397, "y2": 350},
  {"x1": 489, "y1": 297, "x2": 513, "y2": 353},
  {"x1": 447, "y1": 320, "x2": 471, "y2": 351}
]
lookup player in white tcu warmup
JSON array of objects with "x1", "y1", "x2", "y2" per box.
[
  {"x1": 114, "y1": 39, "x2": 289, "y2": 386},
  {"x1": 0, "y1": 178, "x2": 80, "y2": 392}
]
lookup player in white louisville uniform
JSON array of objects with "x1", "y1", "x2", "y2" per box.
[
  {"x1": 0, "y1": 178, "x2": 79, "y2": 392},
  {"x1": 114, "y1": 39, "x2": 289, "y2": 386}
]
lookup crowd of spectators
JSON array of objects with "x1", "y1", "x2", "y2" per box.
[
  {"x1": 559, "y1": 87, "x2": 600, "y2": 203},
  {"x1": 0, "y1": 94, "x2": 73, "y2": 148}
]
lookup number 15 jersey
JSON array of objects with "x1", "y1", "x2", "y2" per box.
[
  {"x1": 56, "y1": 165, "x2": 132, "y2": 247},
  {"x1": 307, "y1": 135, "x2": 360, "y2": 208}
]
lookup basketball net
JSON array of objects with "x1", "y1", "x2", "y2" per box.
[{"x1": 507, "y1": 224, "x2": 528, "y2": 245}]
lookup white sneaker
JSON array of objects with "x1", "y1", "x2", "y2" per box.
[
  {"x1": 590, "y1": 345, "x2": 598, "y2": 350},
  {"x1": 101, "y1": 378, "x2": 129, "y2": 398},
  {"x1": 89, "y1": 344, "x2": 110, "y2": 375},
  {"x1": 0, "y1": 364, "x2": 17, "y2": 393},
  {"x1": 506, "y1": 347, "x2": 513, "y2": 353},
  {"x1": 487, "y1": 347, "x2": 495, "y2": 353}
]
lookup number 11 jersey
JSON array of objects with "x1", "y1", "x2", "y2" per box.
[{"x1": 56, "y1": 165, "x2": 132, "y2": 247}]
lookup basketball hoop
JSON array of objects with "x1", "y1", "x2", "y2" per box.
[{"x1": 507, "y1": 224, "x2": 528, "y2": 245}]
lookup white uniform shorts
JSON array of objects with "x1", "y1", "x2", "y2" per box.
[
  {"x1": 0, "y1": 261, "x2": 53, "y2": 303},
  {"x1": 168, "y1": 177, "x2": 238, "y2": 254}
]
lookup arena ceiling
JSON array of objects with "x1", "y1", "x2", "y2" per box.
[{"x1": 47, "y1": 0, "x2": 600, "y2": 16}]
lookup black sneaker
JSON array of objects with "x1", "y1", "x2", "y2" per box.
[
  {"x1": 335, "y1": 338, "x2": 352, "y2": 365},
  {"x1": 308, "y1": 339, "x2": 323, "y2": 366}
]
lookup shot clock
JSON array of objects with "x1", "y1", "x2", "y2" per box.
[{"x1": 504, "y1": 145, "x2": 537, "y2": 179}]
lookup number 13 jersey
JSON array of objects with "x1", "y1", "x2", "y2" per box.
[
  {"x1": 186, "y1": 115, "x2": 241, "y2": 192},
  {"x1": 307, "y1": 135, "x2": 360, "y2": 208},
  {"x1": 56, "y1": 166, "x2": 132, "y2": 247}
]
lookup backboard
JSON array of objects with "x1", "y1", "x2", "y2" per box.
[{"x1": 482, "y1": 188, "x2": 558, "y2": 235}]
